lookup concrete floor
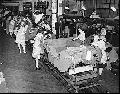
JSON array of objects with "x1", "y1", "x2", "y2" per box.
[
  {"x1": 0, "y1": 27, "x2": 68, "y2": 93},
  {"x1": 0, "y1": 26, "x2": 119, "y2": 93},
  {"x1": 98, "y1": 68, "x2": 119, "y2": 93}
]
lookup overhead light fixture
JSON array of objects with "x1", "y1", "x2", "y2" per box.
[{"x1": 111, "y1": 6, "x2": 116, "y2": 11}]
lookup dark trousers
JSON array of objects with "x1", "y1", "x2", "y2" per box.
[{"x1": 56, "y1": 29, "x2": 59, "y2": 39}]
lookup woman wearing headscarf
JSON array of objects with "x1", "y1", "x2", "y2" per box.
[
  {"x1": 15, "y1": 21, "x2": 28, "y2": 53},
  {"x1": 32, "y1": 31, "x2": 45, "y2": 69},
  {"x1": 73, "y1": 27, "x2": 85, "y2": 44}
]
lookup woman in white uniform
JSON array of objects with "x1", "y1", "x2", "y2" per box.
[
  {"x1": 6, "y1": 16, "x2": 11, "y2": 34},
  {"x1": 32, "y1": 32, "x2": 44, "y2": 69},
  {"x1": 91, "y1": 34, "x2": 107, "y2": 75},
  {"x1": 15, "y1": 21, "x2": 28, "y2": 53},
  {"x1": 73, "y1": 27, "x2": 85, "y2": 43}
]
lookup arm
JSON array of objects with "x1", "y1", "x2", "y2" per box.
[
  {"x1": 73, "y1": 34, "x2": 80, "y2": 40},
  {"x1": 13, "y1": 27, "x2": 19, "y2": 35},
  {"x1": 24, "y1": 25, "x2": 28, "y2": 33}
]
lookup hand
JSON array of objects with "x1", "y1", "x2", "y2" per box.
[
  {"x1": 30, "y1": 40, "x2": 35, "y2": 43},
  {"x1": 72, "y1": 38, "x2": 75, "y2": 41}
]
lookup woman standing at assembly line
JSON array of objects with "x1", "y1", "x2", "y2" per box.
[
  {"x1": 73, "y1": 26, "x2": 86, "y2": 44},
  {"x1": 6, "y1": 15, "x2": 12, "y2": 34},
  {"x1": 15, "y1": 20, "x2": 28, "y2": 53},
  {"x1": 8, "y1": 16, "x2": 16, "y2": 37},
  {"x1": 32, "y1": 31, "x2": 45, "y2": 70},
  {"x1": 91, "y1": 33, "x2": 107, "y2": 76}
]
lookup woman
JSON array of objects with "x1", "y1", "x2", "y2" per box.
[
  {"x1": 32, "y1": 32, "x2": 44, "y2": 69},
  {"x1": 91, "y1": 34, "x2": 107, "y2": 75},
  {"x1": 6, "y1": 16, "x2": 11, "y2": 34},
  {"x1": 73, "y1": 27, "x2": 85, "y2": 44},
  {"x1": 9, "y1": 18, "x2": 15, "y2": 37},
  {"x1": 15, "y1": 21, "x2": 28, "y2": 53},
  {"x1": 63, "y1": 26, "x2": 70, "y2": 38}
]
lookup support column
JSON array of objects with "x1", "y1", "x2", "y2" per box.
[
  {"x1": 52, "y1": 0, "x2": 57, "y2": 34},
  {"x1": 81, "y1": 0, "x2": 84, "y2": 16},
  {"x1": 58, "y1": 0, "x2": 63, "y2": 16}
]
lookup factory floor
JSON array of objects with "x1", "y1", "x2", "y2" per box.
[
  {"x1": 0, "y1": 26, "x2": 119, "y2": 93},
  {"x1": 0, "y1": 27, "x2": 68, "y2": 93},
  {"x1": 98, "y1": 68, "x2": 119, "y2": 93}
]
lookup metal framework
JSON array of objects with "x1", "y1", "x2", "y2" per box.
[{"x1": 39, "y1": 44, "x2": 109, "y2": 93}]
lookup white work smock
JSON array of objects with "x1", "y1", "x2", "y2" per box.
[
  {"x1": 74, "y1": 29, "x2": 85, "y2": 42},
  {"x1": 15, "y1": 25, "x2": 27, "y2": 45},
  {"x1": 92, "y1": 39, "x2": 107, "y2": 64},
  {"x1": 34, "y1": 13, "x2": 44, "y2": 24},
  {"x1": 32, "y1": 33, "x2": 44, "y2": 59}
]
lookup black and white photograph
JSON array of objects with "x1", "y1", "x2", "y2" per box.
[{"x1": 0, "y1": 0, "x2": 119, "y2": 93}]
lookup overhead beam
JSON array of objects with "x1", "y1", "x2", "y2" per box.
[{"x1": 2, "y1": 2, "x2": 19, "y2": 6}]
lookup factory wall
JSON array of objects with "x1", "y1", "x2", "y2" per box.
[
  {"x1": 64, "y1": 0, "x2": 119, "y2": 18},
  {"x1": 18, "y1": 0, "x2": 52, "y2": 15},
  {"x1": 1, "y1": 0, "x2": 119, "y2": 18}
]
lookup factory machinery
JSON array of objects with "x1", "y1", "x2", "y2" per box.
[{"x1": 37, "y1": 38, "x2": 109, "y2": 93}]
